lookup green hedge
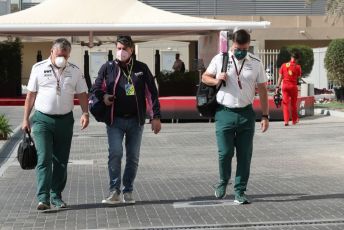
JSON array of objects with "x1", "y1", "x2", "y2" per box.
[
  {"x1": 155, "y1": 71, "x2": 199, "y2": 96},
  {"x1": 325, "y1": 39, "x2": 344, "y2": 87},
  {"x1": 0, "y1": 39, "x2": 22, "y2": 97},
  {"x1": 276, "y1": 45, "x2": 314, "y2": 78}
]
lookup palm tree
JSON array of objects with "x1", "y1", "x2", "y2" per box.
[{"x1": 306, "y1": 0, "x2": 344, "y2": 18}]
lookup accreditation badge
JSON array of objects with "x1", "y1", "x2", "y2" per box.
[{"x1": 125, "y1": 83, "x2": 135, "y2": 96}]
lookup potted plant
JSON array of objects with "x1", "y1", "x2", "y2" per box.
[{"x1": 0, "y1": 114, "x2": 12, "y2": 140}]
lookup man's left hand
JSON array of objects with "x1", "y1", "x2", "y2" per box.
[
  {"x1": 261, "y1": 118, "x2": 269, "y2": 132},
  {"x1": 151, "y1": 119, "x2": 161, "y2": 134},
  {"x1": 80, "y1": 113, "x2": 89, "y2": 130}
]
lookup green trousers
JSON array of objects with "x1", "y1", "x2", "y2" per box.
[
  {"x1": 215, "y1": 104, "x2": 256, "y2": 195},
  {"x1": 32, "y1": 111, "x2": 74, "y2": 203}
]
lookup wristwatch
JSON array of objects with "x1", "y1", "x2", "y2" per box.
[{"x1": 261, "y1": 114, "x2": 270, "y2": 120}]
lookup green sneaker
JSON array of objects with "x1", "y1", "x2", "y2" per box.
[
  {"x1": 234, "y1": 193, "x2": 250, "y2": 205},
  {"x1": 51, "y1": 197, "x2": 67, "y2": 208},
  {"x1": 214, "y1": 182, "x2": 227, "y2": 199}
]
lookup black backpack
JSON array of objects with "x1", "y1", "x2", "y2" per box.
[
  {"x1": 17, "y1": 130, "x2": 37, "y2": 170},
  {"x1": 196, "y1": 52, "x2": 229, "y2": 118}
]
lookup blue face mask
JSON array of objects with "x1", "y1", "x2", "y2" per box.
[{"x1": 234, "y1": 49, "x2": 248, "y2": 60}]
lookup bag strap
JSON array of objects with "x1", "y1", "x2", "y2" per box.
[
  {"x1": 24, "y1": 129, "x2": 34, "y2": 145},
  {"x1": 215, "y1": 51, "x2": 229, "y2": 93}
]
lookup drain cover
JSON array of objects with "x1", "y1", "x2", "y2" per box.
[{"x1": 173, "y1": 199, "x2": 235, "y2": 208}]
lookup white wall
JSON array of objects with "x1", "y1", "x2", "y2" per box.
[{"x1": 308, "y1": 47, "x2": 328, "y2": 89}]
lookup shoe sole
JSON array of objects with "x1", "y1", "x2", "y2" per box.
[
  {"x1": 102, "y1": 199, "x2": 121, "y2": 205},
  {"x1": 123, "y1": 200, "x2": 136, "y2": 204},
  {"x1": 234, "y1": 200, "x2": 250, "y2": 205},
  {"x1": 52, "y1": 204, "x2": 67, "y2": 209},
  {"x1": 37, "y1": 204, "x2": 51, "y2": 210}
]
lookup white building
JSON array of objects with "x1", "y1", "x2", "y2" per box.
[{"x1": 0, "y1": 0, "x2": 10, "y2": 15}]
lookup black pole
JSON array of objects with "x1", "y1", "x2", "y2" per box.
[
  {"x1": 84, "y1": 51, "x2": 92, "y2": 91},
  {"x1": 154, "y1": 50, "x2": 160, "y2": 77},
  {"x1": 108, "y1": 50, "x2": 113, "y2": 61},
  {"x1": 36, "y1": 50, "x2": 42, "y2": 62}
]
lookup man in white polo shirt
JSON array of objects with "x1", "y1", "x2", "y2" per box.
[
  {"x1": 22, "y1": 38, "x2": 89, "y2": 210},
  {"x1": 202, "y1": 29, "x2": 269, "y2": 204}
]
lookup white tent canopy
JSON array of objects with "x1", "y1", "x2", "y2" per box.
[{"x1": 0, "y1": 0, "x2": 270, "y2": 36}]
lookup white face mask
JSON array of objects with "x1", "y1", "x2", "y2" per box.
[
  {"x1": 55, "y1": 56, "x2": 67, "y2": 68},
  {"x1": 116, "y1": 49, "x2": 130, "y2": 62}
]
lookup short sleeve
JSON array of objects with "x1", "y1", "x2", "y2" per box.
[
  {"x1": 75, "y1": 71, "x2": 88, "y2": 94},
  {"x1": 256, "y1": 62, "x2": 267, "y2": 84},
  {"x1": 206, "y1": 55, "x2": 219, "y2": 76},
  {"x1": 27, "y1": 66, "x2": 38, "y2": 92}
]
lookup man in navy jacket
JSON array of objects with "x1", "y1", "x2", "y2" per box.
[{"x1": 92, "y1": 35, "x2": 161, "y2": 204}]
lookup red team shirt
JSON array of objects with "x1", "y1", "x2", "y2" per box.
[{"x1": 279, "y1": 59, "x2": 302, "y2": 86}]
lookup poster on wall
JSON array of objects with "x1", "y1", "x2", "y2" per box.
[
  {"x1": 90, "y1": 52, "x2": 107, "y2": 82},
  {"x1": 161, "y1": 51, "x2": 177, "y2": 72}
]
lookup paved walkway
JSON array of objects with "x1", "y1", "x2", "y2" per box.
[{"x1": 0, "y1": 108, "x2": 344, "y2": 230}]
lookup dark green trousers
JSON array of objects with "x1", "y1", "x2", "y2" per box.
[
  {"x1": 32, "y1": 111, "x2": 74, "y2": 203},
  {"x1": 215, "y1": 104, "x2": 256, "y2": 195}
]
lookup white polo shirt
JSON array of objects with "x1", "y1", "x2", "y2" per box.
[
  {"x1": 27, "y1": 58, "x2": 88, "y2": 115},
  {"x1": 206, "y1": 51, "x2": 267, "y2": 108}
]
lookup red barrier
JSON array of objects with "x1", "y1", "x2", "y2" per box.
[{"x1": 0, "y1": 95, "x2": 314, "y2": 121}]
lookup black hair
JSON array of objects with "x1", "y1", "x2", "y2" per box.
[
  {"x1": 232, "y1": 29, "x2": 251, "y2": 45},
  {"x1": 291, "y1": 51, "x2": 301, "y2": 60},
  {"x1": 116, "y1": 35, "x2": 134, "y2": 48}
]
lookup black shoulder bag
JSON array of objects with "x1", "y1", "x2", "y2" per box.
[
  {"x1": 196, "y1": 53, "x2": 229, "y2": 118},
  {"x1": 17, "y1": 130, "x2": 37, "y2": 170}
]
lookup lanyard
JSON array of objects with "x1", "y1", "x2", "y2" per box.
[
  {"x1": 50, "y1": 64, "x2": 66, "y2": 95},
  {"x1": 121, "y1": 59, "x2": 134, "y2": 83},
  {"x1": 231, "y1": 55, "x2": 245, "y2": 90}
]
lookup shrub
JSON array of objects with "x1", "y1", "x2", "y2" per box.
[
  {"x1": 276, "y1": 45, "x2": 314, "y2": 77},
  {"x1": 0, "y1": 38, "x2": 23, "y2": 97},
  {"x1": 324, "y1": 39, "x2": 344, "y2": 87},
  {"x1": 0, "y1": 114, "x2": 12, "y2": 139},
  {"x1": 155, "y1": 71, "x2": 199, "y2": 96}
]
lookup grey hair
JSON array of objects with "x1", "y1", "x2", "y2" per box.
[{"x1": 52, "y1": 38, "x2": 72, "y2": 51}]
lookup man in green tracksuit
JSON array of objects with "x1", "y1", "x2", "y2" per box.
[
  {"x1": 22, "y1": 38, "x2": 89, "y2": 210},
  {"x1": 202, "y1": 29, "x2": 269, "y2": 204}
]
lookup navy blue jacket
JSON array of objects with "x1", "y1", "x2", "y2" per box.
[{"x1": 91, "y1": 60, "x2": 161, "y2": 126}]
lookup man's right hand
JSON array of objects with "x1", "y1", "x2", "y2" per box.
[
  {"x1": 103, "y1": 94, "x2": 115, "y2": 106},
  {"x1": 22, "y1": 119, "x2": 31, "y2": 133},
  {"x1": 275, "y1": 87, "x2": 280, "y2": 95}
]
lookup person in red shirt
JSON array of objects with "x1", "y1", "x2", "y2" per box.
[{"x1": 275, "y1": 52, "x2": 302, "y2": 126}]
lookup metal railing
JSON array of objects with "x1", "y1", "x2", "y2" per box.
[{"x1": 256, "y1": 49, "x2": 280, "y2": 86}]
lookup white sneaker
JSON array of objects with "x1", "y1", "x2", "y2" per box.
[
  {"x1": 102, "y1": 190, "x2": 121, "y2": 204},
  {"x1": 123, "y1": 192, "x2": 135, "y2": 204}
]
